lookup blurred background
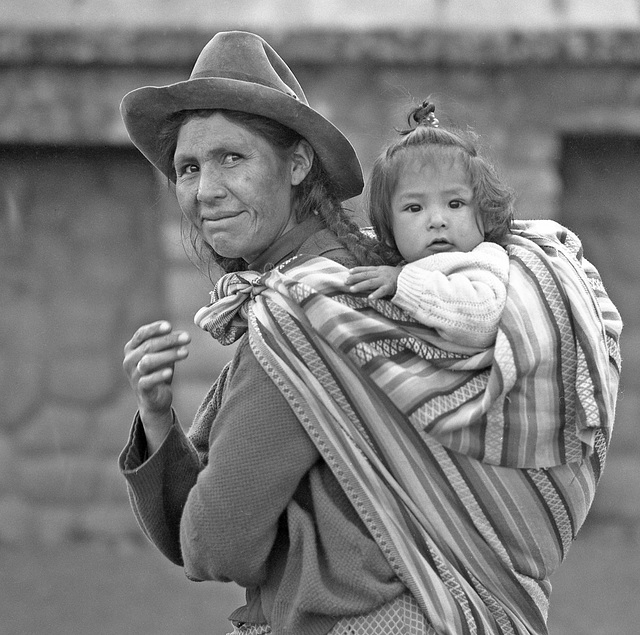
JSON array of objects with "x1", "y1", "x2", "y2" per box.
[{"x1": 1, "y1": 1, "x2": 639, "y2": 634}]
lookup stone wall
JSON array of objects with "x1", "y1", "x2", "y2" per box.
[
  {"x1": 3, "y1": 0, "x2": 639, "y2": 29},
  {"x1": 0, "y1": 144, "x2": 167, "y2": 543},
  {"x1": 0, "y1": 28, "x2": 638, "y2": 545}
]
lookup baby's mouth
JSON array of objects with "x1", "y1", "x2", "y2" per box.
[{"x1": 428, "y1": 239, "x2": 453, "y2": 252}]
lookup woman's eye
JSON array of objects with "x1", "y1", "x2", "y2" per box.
[
  {"x1": 176, "y1": 163, "x2": 198, "y2": 177},
  {"x1": 222, "y1": 153, "x2": 242, "y2": 165}
]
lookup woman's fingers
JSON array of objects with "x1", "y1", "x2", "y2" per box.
[
  {"x1": 121, "y1": 321, "x2": 192, "y2": 442},
  {"x1": 125, "y1": 320, "x2": 171, "y2": 350},
  {"x1": 137, "y1": 366, "x2": 174, "y2": 391},
  {"x1": 123, "y1": 321, "x2": 191, "y2": 394},
  {"x1": 125, "y1": 323, "x2": 189, "y2": 363},
  {"x1": 136, "y1": 344, "x2": 189, "y2": 376},
  {"x1": 125, "y1": 322, "x2": 190, "y2": 357}
]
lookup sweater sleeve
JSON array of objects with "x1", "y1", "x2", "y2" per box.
[
  {"x1": 178, "y1": 337, "x2": 321, "y2": 587},
  {"x1": 117, "y1": 364, "x2": 234, "y2": 565},
  {"x1": 119, "y1": 338, "x2": 321, "y2": 587},
  {"x1": 118, "y1": 411, "x2": 203, "y2": 565},
  {"x1": 393, "y1": 242, "x2": 509, "y2": 348}
]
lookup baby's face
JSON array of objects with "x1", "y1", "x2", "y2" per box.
[{"x1": 390, "y1": 156, "x2": 484, "y2": 262}]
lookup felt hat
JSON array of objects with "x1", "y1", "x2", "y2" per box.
[{"x1": 120, "y1": 30, "x2": 363, "y2": 201}]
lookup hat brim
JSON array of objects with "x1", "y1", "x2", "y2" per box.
[{"x1": 120, "y1": 78, "x2": 363, "y2": 202}]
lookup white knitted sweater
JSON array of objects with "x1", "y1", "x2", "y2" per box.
[{"x1": 393, "y1": 242, "x2": 509, "y2": 348}]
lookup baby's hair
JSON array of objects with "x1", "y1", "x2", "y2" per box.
[{"x1": 367, "y1": 100, "x2": 514, "y2": 256}]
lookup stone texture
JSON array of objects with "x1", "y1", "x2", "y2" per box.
[
  {"x1": 17, "y1": 454, "x2": 122, "y2": 505},
  {"x1": 591, "y1": 454, "x2": 640, "y2": 522},
  {"x1": 15, "y1": 404, "x2": 92, "y2": 454},
  {"x1": 48, "y1": 352, "x2": 120, "y2": 405},
  {"x1": 165, "y1": 264, "x2": 216, "y2": 322},
  {"x1": 92, "y1": 390, "x2": 140, "y2": 455},
  {"x1": 2, "y1": 1, "x2": 639, "y2": 35},
  {"x1": 36, "y1": 506, "x2": 80, "y2": 546},
  {"x1": 0, "y1": 434, "x2": 18, "y2": 496},
  {"x1": 76, "y1": 503, "x2": 143, "y2": 543},
  {"x1": 609, "y1": 394, "x2": 640, "y2": 455},
  {"x1": 0, "y1": 25, "x2": 638, "y2": 548},
  {"x1": 0, "y1": 291, "x2": 47, "y2": 430},
  {"x1": 0, "y1": 496, "x2": 37, "y2": 544},
  {"x1": 617, "y1": 329, "x2": 640, "y2": 391}
]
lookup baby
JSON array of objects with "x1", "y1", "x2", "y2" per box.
[{"x1": 346, "y1": 101, "x2": 514, "y2": 348}]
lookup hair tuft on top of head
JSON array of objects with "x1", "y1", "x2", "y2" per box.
[
  {"x1": 368, "y1": 97, "x2": 515, "y2": 254},
  {"x1": 410, "y1": 101, "x2": 439, "y2": 128}
]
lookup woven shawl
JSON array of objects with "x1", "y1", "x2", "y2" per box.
[{"x1": 195, "y1": 220, "x2": 622, "y2": 635}]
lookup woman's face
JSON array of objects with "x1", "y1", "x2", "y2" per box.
[{"x1": 174, "y1": 112, "x2": 309, "y2": 263}]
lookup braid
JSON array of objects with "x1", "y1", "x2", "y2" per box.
[
  {"x1": 299, "y1": 159, "x2": 395, "y2": 266},
  {"x1": 319, "y1": 203, "x2": 387, "y2": 266}
]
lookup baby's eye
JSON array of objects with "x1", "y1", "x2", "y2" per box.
[
  {"x1": 404, "y1": 204, "x2": 422, "y2": 213},
  {"x1": 449, "y1": 199, "x2": 466, "y2": 209}
]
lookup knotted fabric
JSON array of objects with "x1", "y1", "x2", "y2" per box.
[
  {"x1": 195, "y1": 220, "x2": 622, "y2": 635},
  {"x1": 195, "y1": 271, "x2": 265, "y2": 345}
]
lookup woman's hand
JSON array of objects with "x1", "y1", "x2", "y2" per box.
[
  {"x1": 346, "y1": 265, "x2": 402, "y2": 300},
  {"x1": 122, "y1": 320, "x2": 191, "y2": 452}
]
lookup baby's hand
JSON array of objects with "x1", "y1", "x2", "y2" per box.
[{"x1": 345, "y1": 266, "x2": 401, "y2": 300}]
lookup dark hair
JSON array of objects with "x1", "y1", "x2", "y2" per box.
[
  {"x1": 367, "y1": 101, "x2": 514, "y2": 258},
  {"x1": 156, "y1": 109, "x2": 388, "y2": 277}
]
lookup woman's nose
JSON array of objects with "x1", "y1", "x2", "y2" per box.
[{"x1": 196, "y1": 167, "x2": 227, "y2": 203}]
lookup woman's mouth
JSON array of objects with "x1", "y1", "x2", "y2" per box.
[{"x1": 201, "y1": 211, "x2": 242, "y2": 224}]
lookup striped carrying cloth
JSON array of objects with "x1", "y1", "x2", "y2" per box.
[{"x1": 195, "y1": 220, "x2": 622, "y2": 635}]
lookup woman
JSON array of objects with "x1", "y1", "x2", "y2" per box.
[
  {"x1": 119, "y1": 31, "x2": 408, "y2": 635},
  {"x1": 120, "y1": 31, "x2": 623, "y2": 635}
]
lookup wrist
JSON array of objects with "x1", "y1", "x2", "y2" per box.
[{"x1": 139, "y1": 408, "x2": 174, "y2": 454}]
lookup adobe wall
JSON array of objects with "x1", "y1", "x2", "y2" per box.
[
  {"x1": 0, "y1": 28, "x2": 638, "y2": 544},
  {"x1": 3, "y1": 0, "x2": 639, "y2": 30}
]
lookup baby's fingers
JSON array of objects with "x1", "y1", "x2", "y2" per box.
[
  {"x1": 346, "y1": 267, "x2": 377, "y2": 284},
  {"x1": 368, "y1": 287, "x2": 390, "y2": 301},
  {"x1": 348, "y1": 278, "x2": 379, "y2": 294}
]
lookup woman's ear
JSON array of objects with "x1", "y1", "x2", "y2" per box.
[{"x1": 290, "y1": 139, "x2": 314, "y2": 186}]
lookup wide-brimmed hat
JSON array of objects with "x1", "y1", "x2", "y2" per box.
[{"x1": 120, "y1": 30, "x2": 363, "y2": 201}]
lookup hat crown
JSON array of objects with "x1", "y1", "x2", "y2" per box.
[
  {"x1": 120, "y1": 30, "x2": 363, "y2": 200},
  {"x1": 190, "y1": 31, "x2": 308, "y2": 105}
]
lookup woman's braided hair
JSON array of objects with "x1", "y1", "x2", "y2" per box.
[
  {"x1": 367, "y1": 100, "x2": 515, "y2": 260},
  {"x1": 157, "y1": 109, "x2": 389, "y2": 279}
]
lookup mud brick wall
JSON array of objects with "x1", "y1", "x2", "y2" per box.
[{"x1": 0, "y1": 28, "x2": 638, "y2": 545}]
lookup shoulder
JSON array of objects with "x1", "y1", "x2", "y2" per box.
[
  {"x1": 409, "y1": 242, "x2": 508, "y2": 271},
  {"x1": 297, "y1": 228, "x2": 357, "y2": 268},
  {"x1": 473, "y1": 241, "x2": 509, "y2": 262}
]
